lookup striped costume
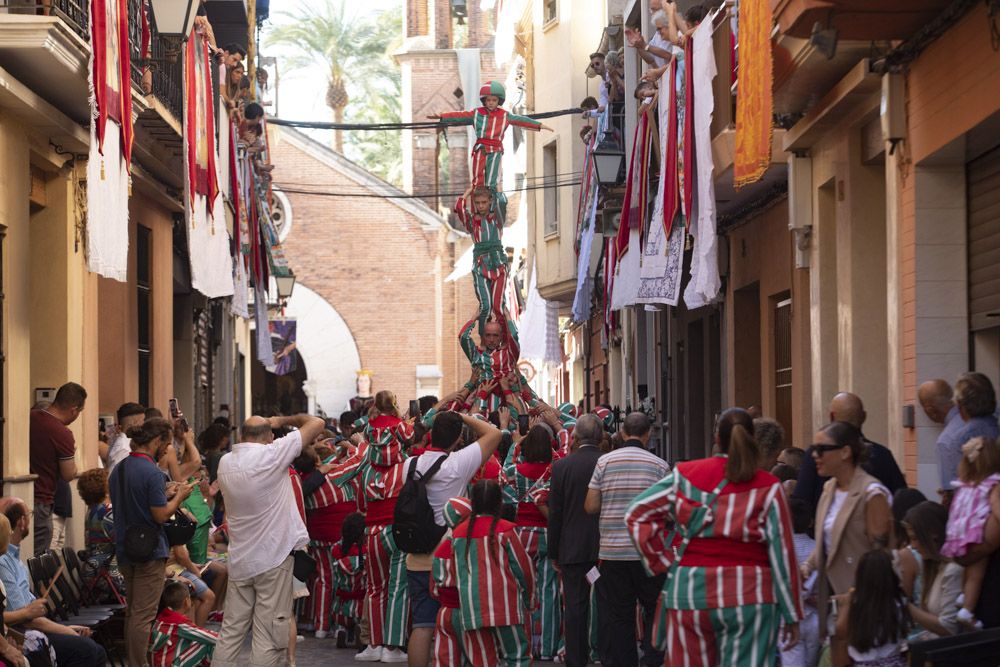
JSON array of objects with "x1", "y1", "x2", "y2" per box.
[
  {"x1": 452, "y1": 515, "x2": 536, "y2": 666},
  {"x1": 431, "y1": 497, "x2": 474, "y2": 667},
  {"x1": 331, "y1": 543, "x2": 365, "y2": 627},
  {"x1": 150, "y1": 609, "x2": 217, "y2": 667},
  {"x1": 438, "y1": 104, "x2": 542, "y2": 195},
  {"x1": 504, "y1": 450, "x2": 562, "y2": 658},
  {"x1": 455, "y1": 194, "x2": 509, "y2": 331},
  {"x1": 360, "y1": 415, "x2": 412, "y2": 648},
  {"x1": 459, "y1": 314, "x2": 521, "y2": 382},
  {"x1": 303, "y1": 461, "x2": 360, "y2": 633},
  {"x1": 625, "y1": 456, "x2": 804, "y2": 667}
]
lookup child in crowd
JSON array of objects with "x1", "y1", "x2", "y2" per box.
[
  {"x1": 166, "y1": 543, "x2": 216, "y2": 628},
  {"x1": 892, "y1": 487, "x2": 928, "y2": 603},
  {"x1": 504, "y1": 425, "x2": 560, "y2": 660},
  {"x1": 76, "y1": 468, "x2": 125, "y2": 603},
  {"x1": 837, "y1": 550, "x2": 911, "y2": 667},
  {"x1": 431, "y1": 497, "x2": 474, "y2": 666},
  {"x1": 941, "y1": 436, "x2": 1000, "y2": 628},
  {"x1": 331, "y1": 512, "x2": 366, "y2": 649},
  {"x1": 452, "y1": 480, "x2": 535, "y2": 666},
  {"x1": 781, "y1": 498, "x2": 819, "y2": 667},
  {"x1": 151, "y1": 581, "x2": 218, "y2": 667}
]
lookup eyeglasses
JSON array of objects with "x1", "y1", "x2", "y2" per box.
[{"x1": 811, "y1": 443, "x2": 846, "y2": 455}]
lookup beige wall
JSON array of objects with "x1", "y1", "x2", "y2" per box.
[
  {"x1": 527, "y1": 0, "x2": 607, "y2": 300},
  {"x1": 725, "y1": 200, "x2": 813, "y2": 448},
  {"x1": 802, "y1": 100, "x2": 891, "y2": 447}
]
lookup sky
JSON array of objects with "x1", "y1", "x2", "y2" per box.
[{"x1": 260, "y1": 0, "x2": 403, "y2": 129}]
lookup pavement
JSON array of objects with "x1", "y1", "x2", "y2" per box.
[{"x1": 292, "y1": 635, "x2": 367, "y2": 666}]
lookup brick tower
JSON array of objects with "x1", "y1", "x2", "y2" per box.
[{"x1": 396, "y1": 0, "x2": 505, "y2": 211}]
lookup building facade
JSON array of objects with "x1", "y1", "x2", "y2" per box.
[
  {"x1": 0, "y1": 0, "x2": 260, "y2": 552},
  {"x1": 518, "y1": 0, "x2": 1000, "y2": 494}
]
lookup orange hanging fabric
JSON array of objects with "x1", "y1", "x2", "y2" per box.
[{"x1": 733, "y1": 0, "x2": 773, "y2": 188}]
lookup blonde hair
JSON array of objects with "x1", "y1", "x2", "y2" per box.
[
  {"x1": 958, "y1": 436, "x2": 1000, "y2": 484},
  {"x1": 0, "y1": 514, "x2": 10, "y2": 554},
  {"x1": 372, "y1": 390, "x2": 401, "y2": 419}
]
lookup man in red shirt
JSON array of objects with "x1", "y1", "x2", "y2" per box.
[{"x1": 29, "y1": 382, "x2": 85, "y2": 555}]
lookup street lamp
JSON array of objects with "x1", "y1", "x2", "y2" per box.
[
  {"x1": 147, "y1": 0, "x2": 198, "y2": 61},
  {"x1": 275, "y1": 272, "x2": 296, "y2": 302},
  {"x1": 592, "y1": 135, "x2": 625, "y2": 186}
]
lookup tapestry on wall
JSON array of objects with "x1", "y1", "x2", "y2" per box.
[
  {"x1": 733, "y1": 0, "x2": 773, "y2": 188},
  {"x1": 184, "y1": 29, "x2": 234, "y2": 298},
  {"x1": 86, "y1": 0, "x2": 133, "y2": 281}
]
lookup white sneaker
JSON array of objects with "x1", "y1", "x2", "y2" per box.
[
  {"x1": 355, "y1": 646, "x2": 383, "y2": 662},
  {"x1": 314, "y1": 630, "x2": 328, "y2": 639},
  {"x1": 380, "y1": 648, "x2": 408, "y2": 663}
]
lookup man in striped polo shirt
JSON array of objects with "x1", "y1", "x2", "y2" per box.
[{"x1": 585, "y1": 412, "x2": 669, "y2": 667}]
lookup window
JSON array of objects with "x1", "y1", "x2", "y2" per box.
[
  {"x1": 137, "y1": 225, "x2": 152, "y2": 407},
  {"x1": 544, "y1": 0, "x2": 558, "y2": 25},
  {"x1": 543, "y1": 141, "x2": 558, "y2": 235},
  {"x1": 773, "y1": 295, "x2": 792, "y2": 435}
]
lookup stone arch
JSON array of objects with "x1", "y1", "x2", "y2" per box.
[{"x1": 283, "y1": 282, "x2": 362, "y2": 418}]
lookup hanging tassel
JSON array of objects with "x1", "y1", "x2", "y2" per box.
[
  {"x1": 100, "y1": 159, "x2": 105, "y2": 180},
  {"x1": 128, "y1": 175, "x2": 132, "y2": 197}
]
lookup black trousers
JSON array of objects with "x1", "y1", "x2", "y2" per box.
[
  {"x1": 560, "y1": 562, "x2": 596, "y2": 667},
  {"x1": 596, "y1": 560, "x2": 665, "y2": 667},
  {"x1": 45, "y1": 633, "x2": 106, "y2": 667}
]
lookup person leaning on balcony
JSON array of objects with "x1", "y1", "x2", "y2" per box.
[
  {"x1": 801, "y1": 421, "x2": 893, "y2": 667},
  {"x1": 29, "y1": 381, "x2": 85, "y2": 556}
]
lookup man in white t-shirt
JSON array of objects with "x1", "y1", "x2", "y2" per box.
[
  {"x1": 405, "y1": 411, "x2": 502, "y2": 667},
  {"x1": 105, "y1": 402, "x2": 146, "y2": 473},
  {"x1": 213, "y1": 413, "x2": 325, "y2": 667}
]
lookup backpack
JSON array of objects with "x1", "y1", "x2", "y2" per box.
[{"x1": 392, "y1": 454, "x2": 448, "y2": 554}]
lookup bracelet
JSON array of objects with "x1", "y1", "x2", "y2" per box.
[{"x1": 463, "y1": 381, "x2": 477, "y2": 392}]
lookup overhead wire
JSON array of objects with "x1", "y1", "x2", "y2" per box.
[
  {"x1": 266, "y1": 107, "x2": 584, "y2": 131},
  {"x1": 274, "y1": 179, "x2": 582, "y2": 200}
]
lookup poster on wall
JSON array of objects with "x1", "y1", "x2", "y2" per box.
[{"x1": 266, "y1": 319, "x2": 297, "y2": 376}]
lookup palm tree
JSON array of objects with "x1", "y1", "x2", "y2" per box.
[{"x1": 266, "y1": 1, "x2": 399, "y2": 153}]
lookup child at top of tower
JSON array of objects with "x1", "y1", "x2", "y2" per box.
[{"x1": 429, "y1": 81, "x2": 552, "y2": 194}]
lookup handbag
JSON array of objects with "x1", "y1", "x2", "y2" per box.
[
  {"x1": 163, "y1": 510, "x2": 197, "y2": 547},
  {"x1": 117, "y1": 459, "x2": 159, "y2": 562},
  {"x1": 292, "y1": 549, "x2": 316, "y2": 581}
]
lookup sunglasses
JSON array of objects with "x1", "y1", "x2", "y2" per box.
[{"x1": 811, "y1": 443, "x2": 846, "y2": 455}]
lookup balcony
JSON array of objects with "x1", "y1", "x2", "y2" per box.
[
  {"x1": 0, "y1": 0, "x2": 183, "y2": 129},
  {"x1": 708, "y1": 8, "x2": 788, "y2": 220},
  {"x1": 771, "y1": 0, "x2": 953, "y2": 42}
]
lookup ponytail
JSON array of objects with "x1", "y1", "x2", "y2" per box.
[
  {"x1": 716, "y1": 407, "x2": 759, "y2": 483},
  {"x1": 725, "y1": 424, "x2": 760, "y2": 483}
]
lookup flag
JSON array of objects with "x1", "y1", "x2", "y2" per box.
[{"x1": 86, "y1": 0, "x2": 133, "y2": 281}]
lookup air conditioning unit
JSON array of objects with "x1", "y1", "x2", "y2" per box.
[
  {"x1": 881, "y1": 73, "x2": 906, "y2": 143},
  {"x1": 787, "y1": 155, "x2": 813, "y2": 269}
]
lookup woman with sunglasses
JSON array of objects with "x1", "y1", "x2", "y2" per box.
[{"x1": 801, "y1": 421, "x2": 893, "y2": 667}]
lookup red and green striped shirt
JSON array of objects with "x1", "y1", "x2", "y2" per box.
[
  {"x1": 625, "y1": 456, "x2": 804, "y2": 624},
  {"x1": 451, "y1": 516, "x2": 535, "y2": 629}
]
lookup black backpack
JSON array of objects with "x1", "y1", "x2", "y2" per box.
[{"x1": 392, "y1": 455, "x2": 448, "y2": 554}]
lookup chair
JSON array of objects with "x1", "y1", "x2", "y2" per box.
[
  {"x1": 38, "y1": 552, "x2": 112, "y2": 624},
  {"x1": 908, "y1": 627, "x2": 1000, "y2": 666},
  {"x1": 58, "y1": 548, "x2": 125, "y2": 610}
]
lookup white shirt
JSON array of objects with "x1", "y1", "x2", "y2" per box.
[
  {"x1": 217, "y1": 430, "x2": 309, "y2": 580},
  {"x1": 106, "y1": 433, "x2": 131, "y2": 474},
  {"x1": 647, "y1": 32, "x2": 671, "y2": 67},
  {"x1": 412, "y1": 443, "x2": 485, "y2": 525}
]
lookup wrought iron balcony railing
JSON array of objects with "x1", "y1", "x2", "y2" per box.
[{"x1": 2, "y1": 0, "x2": 183, "y2": 123}]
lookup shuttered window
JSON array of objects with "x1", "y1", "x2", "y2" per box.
[{"x1": 968, "y1": 145, "x2": 1000, "y2": 331}]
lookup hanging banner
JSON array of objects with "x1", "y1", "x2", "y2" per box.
[
  {"x1": 684, "y1": 20, "x2": 722, "y2": 308},
  {"x1": 266, "y1": 319, "x2": 298, "y2": 376},
  {"x1": 637, "y1": 64, "x2": 684, "y2": 307},
  {"x1": 733, "y1": 0, "x2": 774, "y2": 187},
  {"x1": 183, "y1": 27, "x2": 234, "y2": 298},
  {"x1": 86, "y1": 0, "x2": 133, "y2": 281}
]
